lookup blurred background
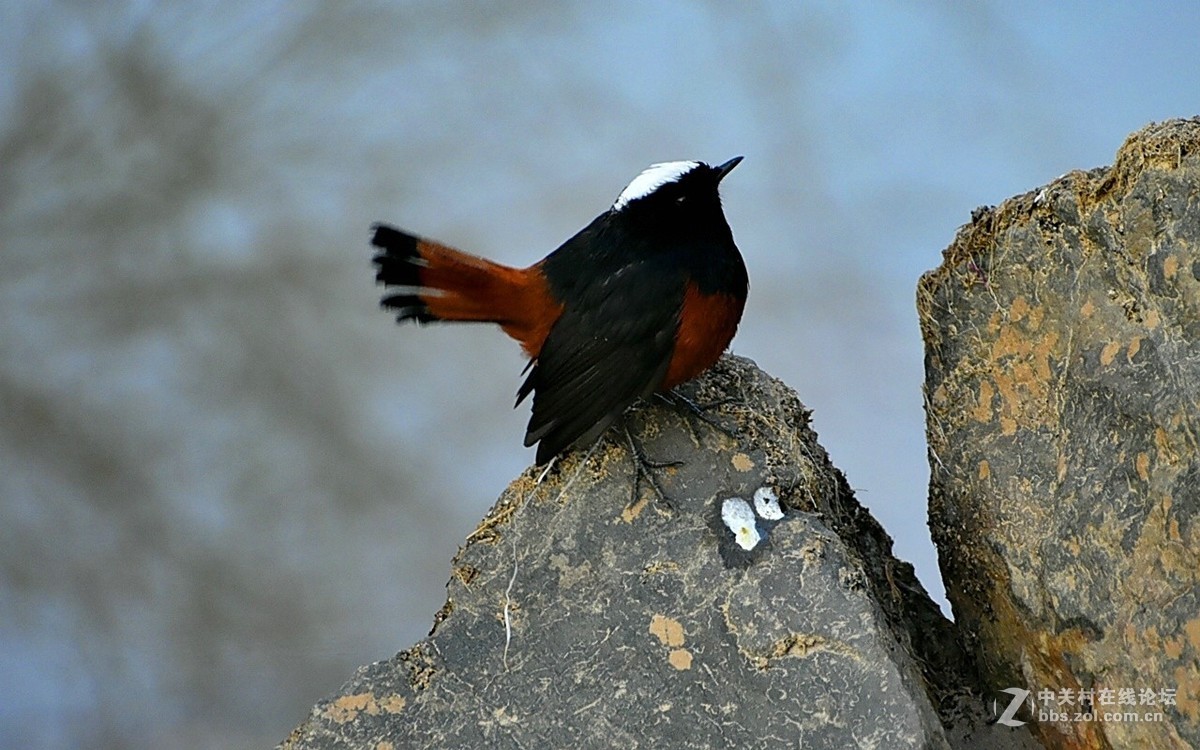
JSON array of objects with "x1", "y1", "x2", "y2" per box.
[{"x1": 2, "y1": 1, "x2": 1197, "y2": 747}]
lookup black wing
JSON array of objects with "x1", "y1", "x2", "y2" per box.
[{"x1": 519, "y1": 257, "x2": 686, "y2": 464}]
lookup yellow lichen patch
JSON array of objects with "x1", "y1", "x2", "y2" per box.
[
  {"x1": 1011, "y1": 360, "x2": 1036, "y2": 390},
  {"x1": 986, "y1": 320, "x2": 1061, "y2": 434},
  {"x1": 1164, "y1": 634, "x2": 1185, "y2": 659},
  {"x1": 1153, "y1": 427, "x2": 1179, "y2": 464},
  {"x1": 978, "y1": 460, "x2": 991, "y2": 480},
  {"x1": 1010, "y1": 295, "x2": 1031, "y2": 322},
  {"x1": 1026, "y1": 304, "x2": 1045, "y2": 331},
  {"x1": 996, "y1": 296, "x2": 1044, "y2": 332},
  {"x1": 1126, "y1": 336, "x2": 1143, "y2": 362},
  {"x1": 999, "y1": 415, "x2": 1018, "y2": 436},
  {"x1": 990, "y1": 371, "x2": 1019, "y2": 435},
  {"x1": 1081, "y1": 299, "x2": 1096, "y2": 318},
  {"x1": 650, "y1": 615, "x2": 693, "y2": 670},
  {"x1": 1135, "y1": 452, "x2": 1150, "y2": 482},
  {"x1": 731, "y1": 453, "x2": 754, "y2": 472},
  {"x1": 1100, "y1": 341, "x2": 1122, "y2": 367},
  {"x1": 1169, "y1": 515, "x2": 1184, "y2": 543},
  {"x1": 1144, "y1": 308, "x2": 1162, "y2": 329},
  {"x1": 972, "y1": 380, "x2": 995, "y2": 422},
  {"x1": 379, "y1": 694, "x2": 407, "y2": 713},
  {"x1": 990, "y1": 321, "x2": 1025, "y2": 360},
  {"x1": 323, "y1": 691, "x2": 409, "y2": 724},
  {"x1": 1186, "y1": 616, "x2": 1200, "y2": 652},
  {"x1": 1164, "y1": 254, "x2": 1179, "y2": 279},
  {"x1": 649, "y1": 614, "x2": 685, "y2": 647},
  {"x1": 668, "y1": 648, "x2": 693, "y2": 670},
  {"x1": 376, "y1": 743, "x2": 394, "y2": 750},
  {"x1": 620, "y1": 492, "x2": 648, "y2": 523},
  {"x1": 325, "y1": 693, "x2": 373, "y2": 724},
  {"x1": 1174, "y1": 665, "x2": 1200, "y2": 722}
]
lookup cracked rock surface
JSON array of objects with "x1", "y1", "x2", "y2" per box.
[{"x1": 281, "y1": 355, "x2": 1015, "y2": 749}]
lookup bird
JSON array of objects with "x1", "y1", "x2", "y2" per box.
[{"x1": 371, "y1": 157, "x2": 748, "y2": 466}]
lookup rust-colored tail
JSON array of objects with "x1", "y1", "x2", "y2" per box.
[{"x1": 371, "y1": 223, "x2": 560, "y2": 357}]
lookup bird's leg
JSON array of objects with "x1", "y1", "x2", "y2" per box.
[
  {"x1": 656, "y1": 389, "x2": 742, "y2": 443},
  {"x1": 623, "y1": 423, "x2": 681, "y2": 510}
]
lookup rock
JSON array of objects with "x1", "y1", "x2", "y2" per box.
[
  {"x1": 280, "y1": 355, "x2": 996, "y2": 749},
  {"x1": 919, "y1": 118, "x2": 1200, "y2": 749}
]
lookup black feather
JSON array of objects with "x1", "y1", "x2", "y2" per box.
[
  {"x1": 516, "y1": 163, "x2": 747, "y2": 464},
  {"x1": 371, "y1": 223, "x2": 433, "y2": 323},
  {"x1": 522, "y1": 226, "x2": 688, "y2": 463}
]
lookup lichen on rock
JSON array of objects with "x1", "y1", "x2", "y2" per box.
[{"x1": 919, "y1": 117, "x2": 1200, "y2": 750}]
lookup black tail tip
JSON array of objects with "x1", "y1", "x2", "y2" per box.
[
  {"x1": 380, "y1": 294, "x2": 437, "y2": 324},
  {"x1": 371, "y1": 223, "x2": 431, "y2": 323},
  {"x1": 371, "y1": 222, "x2": 423, "y2": 286},
  {"x1": 370, "y1": 223, "x2": 419, "y2": 257}
]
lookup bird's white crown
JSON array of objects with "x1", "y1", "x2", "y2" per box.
[{"x1": 612, "y1": 161, "x2": 700, "y2": 210}]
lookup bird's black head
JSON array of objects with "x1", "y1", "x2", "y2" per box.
[{"x1": 609, "y1": 157, "x2": 742, "y2": 242}]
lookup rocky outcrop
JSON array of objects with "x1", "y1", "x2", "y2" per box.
[
  {"x1": 919, "y1": 118, "x2": 1200, "y2": 749},
  {"x1": 281, "y1": 119, "x2": 1200, "y2": 750},
  {"x1": 280, "y1": 356, "x2": 1021, "y2": 749}
]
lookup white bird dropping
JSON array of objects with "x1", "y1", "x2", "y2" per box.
[
  {"x1": 721, "y1": 497, "x2": 761, "y2": 551},
  {"x1": 753, "y1": 486, "x2": 783, "y2": 520}
]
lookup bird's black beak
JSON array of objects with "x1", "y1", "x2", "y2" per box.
[{"x1": 714, "y1": 156, "x2": 743, "y2": 182}]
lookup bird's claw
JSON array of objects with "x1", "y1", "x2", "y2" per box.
[{"x1": 623, "y1": 426, "x2": 679, "y2": 510}]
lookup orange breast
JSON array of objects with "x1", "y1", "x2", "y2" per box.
[{"x1": 662, "y1": 282, "x2": 745, "y2": 389}]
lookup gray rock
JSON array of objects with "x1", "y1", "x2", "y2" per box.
[
  {"x1": 280, "y1": 356, "x2": 981, "y2": 749},
  {"x1": 919, "y1": 118, "x2": 1200, "y2": 749}
]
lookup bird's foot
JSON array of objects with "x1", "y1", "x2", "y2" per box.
[
  {"x1": 656, "y1": 390, "x2": 742, "y2": 443},
  {"x1": 623, "y1": 425, "x2": 681, "y2": 510}
]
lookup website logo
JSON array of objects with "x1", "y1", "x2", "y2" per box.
[{"x1": 993, "y1": 687, "x2": 1030, "y2": 727}]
